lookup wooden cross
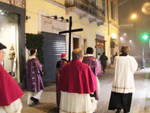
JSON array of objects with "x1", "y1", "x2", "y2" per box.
[{"x1": 59, "y1": 16, "x2": 83, "y2": 61}]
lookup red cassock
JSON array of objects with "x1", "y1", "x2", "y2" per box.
[
  {"x1": 0, "y1": 64, "x2": 24, "y2": 106},
  {"x1": 58, "y1": 59, "x2": 97, "y2": 94}
]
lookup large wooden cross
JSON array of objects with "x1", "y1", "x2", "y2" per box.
[{"x1": 59, "y1": 16, "x2": 83, "y2": 61}]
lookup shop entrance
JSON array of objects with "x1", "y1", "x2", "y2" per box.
[
  {"x1": 95, "y1": 35, "x2": 105, "y2": 59},
  {"x1": 0, "y1": 12, "x2": 19, "y2": 80}
]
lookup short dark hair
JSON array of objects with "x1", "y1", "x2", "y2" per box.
[
  {"x1": 29, "y1": 49, "x2": 37, "y2": 56},
  {"x1": 121, "y1": 46, "x2": 129, "y2": 54},
  {"x1": 86, "y1": 47, "x2": 94, "y2": 54},
  {"x1": 72, "y1": 48, "x2": 82, "y2": 60}
]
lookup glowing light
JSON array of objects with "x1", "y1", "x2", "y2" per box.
[
  {"x1": 0, "y1": 9, "x2": 5, "y2": 15},
  {"x1": 123, "y1": 33, "x2": 127, "y2": 36},
  {"x1": 130, "y1": 13, "x2": 137, "y2": 20},
  {"x1": 120, "y1": 37, "x2": 124, "y2": 41},
  {"x1": 142, "y1": 2, "x2": 150, "y2": 15},
  {"x1": 129, "y1": 40, "x2": 132, "y2": 43},
  {"x1": 141, "y1": 33, "x2": 149, "y2": 41},
  {"x1": 111, "y1": 33, "x2": 117, "y2": 39}
]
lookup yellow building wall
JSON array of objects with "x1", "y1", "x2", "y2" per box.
[
  {"x1": 97, "y1": 0, "x2": 103, "y2": 9},
  {"x1": 26, "y1": 0, "x2": 119, "y2": 64},
  {"x1": 26, "y1": 0, "x2": 106, "y2": 52},
  {"x1": 26, "y1": 0, "x2": 66, "y2": 34},
  {"x1": 104, "y1": 0, "x2": 119, "y2": 63}
]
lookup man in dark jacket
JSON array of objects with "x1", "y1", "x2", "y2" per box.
[{"x1": 100, "y1": 52, "x2": 108, "y2": 73}]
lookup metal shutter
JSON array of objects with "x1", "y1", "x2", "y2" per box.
[{"x1": 42, "y1": 32, "x2": 66, "y2": 83}]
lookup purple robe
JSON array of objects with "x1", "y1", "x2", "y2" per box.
[
  {"x1": 82, "y1": 56, "x2": 102, "y2": 76},
  {"x1": 26, "y1": 58, "x2": 44, "y2": 92},
  {"x1": 82, "y1": 55, "x2": 102, "y2": 100}
]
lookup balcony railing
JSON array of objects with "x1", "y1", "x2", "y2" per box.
[
  {"x1": 65, "y1": 0, "x2": 104, "y2": 19},
  {"x1": 0, "y1": 0, "x2": 25, "y2": 8}
]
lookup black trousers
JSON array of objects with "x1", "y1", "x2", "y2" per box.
[{"x1": 108, "y1": 92, "x2": 132, "y2": 112}]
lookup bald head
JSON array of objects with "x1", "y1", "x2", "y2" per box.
[{"x1": 72, "y1": 48, "x2": 83, "y2": 60}]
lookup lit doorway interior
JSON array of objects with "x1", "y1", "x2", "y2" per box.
[
  {"x1": 0, "y1": 12, "x2": 19, "y2": 81},
  {"x1": 95, "y1": 34, "x2": 105, "y2": 59}
]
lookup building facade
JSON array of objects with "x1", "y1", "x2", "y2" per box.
[
  {"x1": 26, "y1": 0, "x2": 119, "y2": 62},
  {"x1": 25, "y1": 0, "x2": 119, "y2": 82},
  {"x1": 0, "y1": 0, "x2": 119, "y2": 83}
]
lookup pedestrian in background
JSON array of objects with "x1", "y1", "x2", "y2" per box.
[
  {"x1": 56, "y1": 53, "x2": 68, "y2": 110},
  {"x1": 26, "y1": 49, "x2": 44, "y2": 106},
  {"x1": 82, "y1": 47, "x2": 102, "y2": 100},
  {"x1": 108, "y1": 46, "x2": 138, "y2": 113},
  {"x1": 58, "y1": 48, "x2": 97, "y2": 113},
  {"x1": 99, "y1": 52, "x2": 108, "y2": 73},
  {"x1": 0, "y1": 42, "x2": 23, "y2": 113}
]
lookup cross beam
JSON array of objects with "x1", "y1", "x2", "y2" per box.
[
  {"x1": 59, "y1": 16, "x2": 83, "y2": 61},
  {"x1": 59, "y1": 28, "x2": 83, "y2": 34}
]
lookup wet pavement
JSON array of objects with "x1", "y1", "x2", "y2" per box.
[{"x1": 21, "y1": 68, "x2": 150, "y2": 113}]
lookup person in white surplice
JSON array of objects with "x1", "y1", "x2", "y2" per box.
[{"x1": 108, "y1": 46, "x2": 138, "y2": 113}]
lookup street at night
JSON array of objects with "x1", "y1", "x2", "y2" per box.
[{"x1": 0, "y1": 0, "x2": 150, "y2": 113}]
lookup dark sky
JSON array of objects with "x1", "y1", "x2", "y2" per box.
[
  {"x1": 118, "y1": 0, "x2": 150, "y2": 32},
  {"x1": 118, "y1": 0, "x2": 150, "y2": 63}
]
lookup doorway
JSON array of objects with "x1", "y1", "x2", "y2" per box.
[
  {"x1": 73, "y1": 37, "x2": 79, "y2": 49},
  {"x1": 95, "y1": 34, "x2": 105, "y2": 59},
  {"x1": 0, "y1": 12, "x2": 19, "y2": 80}
]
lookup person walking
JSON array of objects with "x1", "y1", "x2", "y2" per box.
[
  {"x1": 108, "y1": 46, "x2": 138, "y2": 113},
  {"x1": 99, "y1": 52, "x2": 108, "y2": 73},
  {"x1": 58, "y1": 48, "x2": 97, "y2": 113},
  {"x1": 56, "y1": 53, "x2": 68, "y2": 110},
  {"x1": 82, "y1": 47, "x2": 102, "y2": 100},
  {"x1": 26, "y1": 49, "x2": 44, "y2": 106},
  {"x1": 0, "y1": 42, "x2": 23, "y2": 113}
]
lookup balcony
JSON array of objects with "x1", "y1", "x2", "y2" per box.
[
  {"x1": 65, "y1": 0, "x2": 105, "y2": 26},
  {"x1": 0, "y1": 0, "x2": 25, "y2": 8}
]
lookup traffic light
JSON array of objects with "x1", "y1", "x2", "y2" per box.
[{"x1": 141, "y1": 33, "x2": 149, "y2": 41}]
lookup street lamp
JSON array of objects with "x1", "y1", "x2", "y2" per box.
[
  {"x1": 130, "y1": 13, "x2": 137, "y2": 20},
  {"x1": 129, "y1": 40, "x2": 132, "y2": 43},
  {"x1": 111, "y1": 33, "x2": 117, "y2": 39},
  {"x1": 142, "y1": 2, "x2": 150, "y2": 15},
  {"x1": 120, "y1": 37, "x2": 124, "y2": 41}
]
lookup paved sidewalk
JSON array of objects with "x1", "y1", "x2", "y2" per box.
[{"x1": 21, "y1": 85, "x2": 57, "y2": 113}]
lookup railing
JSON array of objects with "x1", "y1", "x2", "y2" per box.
[
  {"x1": 65, "y1": 0, "x2": 104, "y2": 19},
  {"x1": 0, "y1": 0, "x2": 25, "y2": 8}
]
